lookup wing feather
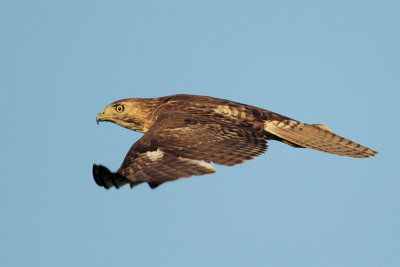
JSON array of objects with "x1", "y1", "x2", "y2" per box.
[{"x1": 93, "y1": 112, "x2": 267, "y2": 189}]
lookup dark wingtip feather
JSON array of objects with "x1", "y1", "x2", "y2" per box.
[
  {"x1": 148, "y1": 182, "x2": 164, "y2": 189},
  {"x1": 92, "y1": 164, "x2": 103, "y2": 187},
  {"x1": 92, "y1": 164, "x2": 129, "y2": 189},
  {"x1": 93, "y1": 164, "x2": 111, "y2": 189}
]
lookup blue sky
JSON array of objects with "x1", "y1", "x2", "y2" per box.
[{"x1": 1, "y1": 0, "x2": 399, "y2": 266}]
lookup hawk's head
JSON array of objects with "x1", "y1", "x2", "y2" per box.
[{"x1": 96, "y1": 98, "x2": 156, "y2": 133}]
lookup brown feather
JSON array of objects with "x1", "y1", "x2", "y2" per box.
[
  {"x1": 93, "y1": 94, "x2": 377, "y2": 190},
  {"x1": 264, "y1": 119, "x2": 377, "y2": 158}
]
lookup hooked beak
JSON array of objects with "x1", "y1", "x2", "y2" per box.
[
  {"x1": 96, "y1": 110, "x2": 105, "y2": 125},
  {"x1": 96, "y1": 109, "x2": 117, "y2": 125}
]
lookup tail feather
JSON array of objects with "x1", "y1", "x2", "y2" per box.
[{"x1": 264, "y1": 120, "x2": 377, "y2": 158}]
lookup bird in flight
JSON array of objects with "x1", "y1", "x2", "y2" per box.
[{"x1": 93, "y1": 94, "x2": 377, "y2": 190}]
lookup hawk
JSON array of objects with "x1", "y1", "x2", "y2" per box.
[{"x1": 93, "y1": 94, "x2": 377, "y2": 189}]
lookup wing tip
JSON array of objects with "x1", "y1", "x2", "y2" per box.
[
  {"x1": 93, "y1": 164, "x2": 108, "y2": 189},
  {"x1": 92, "y1": 164, "x2": 129, "y2": 189}
]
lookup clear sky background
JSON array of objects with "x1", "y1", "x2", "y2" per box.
[{"x1": 1, "y1": 1, "x2": 399, "y2": 266}]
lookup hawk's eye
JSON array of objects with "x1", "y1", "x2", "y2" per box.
[{"x1": 115, "y1": 105, "x2": 124, "y2": 113}]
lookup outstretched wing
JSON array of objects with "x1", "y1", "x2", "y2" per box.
[
  {"x1": 264, "y1": 118, "x2": 377, "y2": 158},
  {"x1": 93, "y1": 112, "x2": 268, "y2": 189}
]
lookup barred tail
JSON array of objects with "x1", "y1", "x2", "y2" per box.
[{"x1": 264, "y1": 120, "x2": 377, "y2": 158}]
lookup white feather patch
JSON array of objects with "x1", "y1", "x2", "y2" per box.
[
  {"x1": 146, "y1": 149, "x2": 165, "y2": 161},
  {"x1": 178, "y1": 157, "x2": 216, "y2": 172},
  {"x1": 214, "y1": 105, "x2": 239, "y2": 116},
  {"x1": 264, "y1": 120, "x2": 301, "y2": 130}
]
